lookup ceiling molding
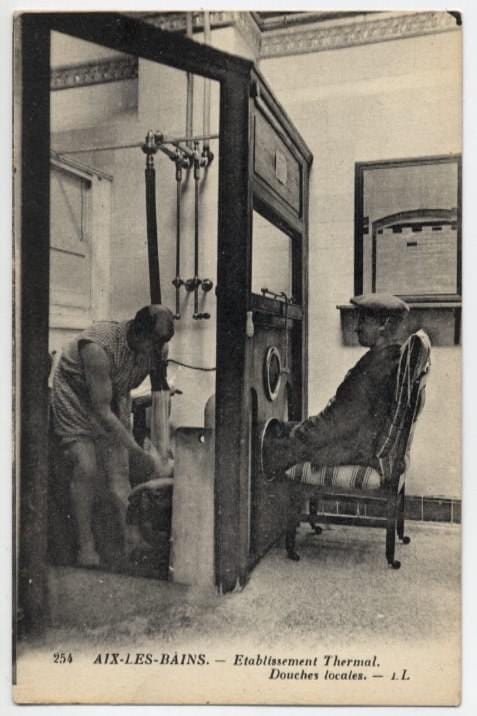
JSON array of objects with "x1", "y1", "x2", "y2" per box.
[
  {"x1": 232, "y1": 11, "x2": 262, "y2": 58},
  {"x1": 260, "y1": 11, "x2": 460, "y2": 59},
  {"x1": 49, "y1": 11, "x2": 460, "y2": 92},
  {"x1": 252, "y1": 11, "x2": 371, "y2": 32},
  {"x1": 130, "y1": 11, "x2": 262, "y2": 59},
  {"x1": 51, "y1": 56, "x2": 138, "y2": 91},
  {"x1": 129, "y1": 11, "x2": 236, "y2": 34}
]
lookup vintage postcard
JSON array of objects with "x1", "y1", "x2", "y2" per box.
[{"x1": 12, "y1": 7, "x2": 463, "y2": 706}]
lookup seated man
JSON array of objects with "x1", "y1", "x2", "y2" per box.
[
  {"x1": 51, "y1": 304, "x2": 174, "y2": 567},
  {"x1": 263, "y1": 293, "x2": 410, "y2": 476}
]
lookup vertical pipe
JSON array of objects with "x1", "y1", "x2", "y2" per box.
[
  {"x1": 185, "y1": 13, "x2": 194, "y2": 147},
  {"x1": 202, "y1": 11, "x2": 212, "y2": 153},
  {"x1": 193, "y1": 146, "x2": 200, "y2": 317},
  {"x1": 174, "y1": 159, "x2": 182, "y2": 319}
]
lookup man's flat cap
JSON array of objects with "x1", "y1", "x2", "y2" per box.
[{"x1": 350, "y1": 293, "x2": 410, "y2": 315}]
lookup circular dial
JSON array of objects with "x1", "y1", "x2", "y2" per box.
[{"x1": 264, "y1": 346, "x2": 282, "y2": 401}]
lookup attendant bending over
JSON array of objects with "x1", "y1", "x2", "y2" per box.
[{"x1": 52, "y1": 305, "x2": 174, "y2": 567}]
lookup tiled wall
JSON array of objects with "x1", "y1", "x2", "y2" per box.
[
  {"x1": 375, "y1": 225, "x2": 458, "y2": 295},
  {"x1": 309, "y1": 496, "x2": 461, "y2": 524},
  {"x1": 260, "y1": 30, "x2": 462, "y2": 500}
]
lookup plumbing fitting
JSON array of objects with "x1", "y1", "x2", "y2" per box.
[
  {"x1": 172, "y1": 147, "x2": 186, "y2": 319},
  {"x1": 260, "y1": 287, "x2": 295, "y2": 304},
  {"x1": 185, "y1": 276, "x2": 201, "y2": 292},
  {"x1": 201, "y1": 278, "x2": 213, "y2": 292},
  {"x1": 142, "y1": 130, "x2": 159, "y2": 166},
  {"x1": 142, "y1": 131, "x2": 162, "y2": 304}
]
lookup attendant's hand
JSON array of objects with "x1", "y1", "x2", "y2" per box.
[
  {"x1": 155, "y1": 456, "x2": 174, "y2": 478},
  {"x1": 130, "y1": 446, "x2": 162, "y2": 479},
  {"x1": 143, "y1": 437, "x2": 174, "y2": 478}
]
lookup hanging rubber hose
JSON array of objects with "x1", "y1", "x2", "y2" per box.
[
  {"x1": 143, "y1": 130, "x2": 161, "y2": 305},
  {"x1": 142, "y1": 132, "x2": 171, "y2": 473}
]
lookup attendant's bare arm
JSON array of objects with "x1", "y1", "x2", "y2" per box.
[{"x1": 80, "y1": 342, "x2": 148, "y2": 458}]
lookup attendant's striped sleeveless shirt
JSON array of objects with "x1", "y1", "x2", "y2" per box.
[{"x1": 52, "y1": 321, "x2": 154, "y2": 440}]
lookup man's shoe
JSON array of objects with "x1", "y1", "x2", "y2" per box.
[{"x1": 260, "y1": 418, "x2": 294, "y2": 477}]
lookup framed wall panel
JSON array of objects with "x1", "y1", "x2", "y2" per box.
[{"x1": 355, "y1": 155, "x2": 462, "y2": 303}]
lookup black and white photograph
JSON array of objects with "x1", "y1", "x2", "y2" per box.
[{"x1": 10, "y1": 5, "x2": 466, "y2": 706}]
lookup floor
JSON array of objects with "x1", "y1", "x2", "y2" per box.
[
  {"x1": 14, "y1": 521, "x2": 461, "y2": 705},
  {"x1": 20, "y1": 520, "x2": 460, "y2": 650}
]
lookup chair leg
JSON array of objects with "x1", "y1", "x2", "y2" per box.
[
  {"x1": 397, "y1": 486, "x2": 411, "y2": 545},
  {"x1": 308, "y1": 498, "x2": 322, "y2": 535},
  {"x1": 286, "y1": 482, "x2": 302, "y2": 561},
  {"x1": 285, "y1": 526, "x2": 299, "y2": 561},
  {"x1": 386, "y1": 496, "x2": 401, "y2": 569}
]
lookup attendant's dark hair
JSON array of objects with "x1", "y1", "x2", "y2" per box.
[{"x1": 133, "y1": 306, "x2": 156, "y2": 337}]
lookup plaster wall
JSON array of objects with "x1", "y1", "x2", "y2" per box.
[
  {"x1": 48, "y1": 26, "x2": 462, "y2": 498},
  {"x1": 260, "y1": 30, "x2": 462, "y2": 498},
  {"x1": 51, "y1": 34, "x2": 220, "y2": 430}
]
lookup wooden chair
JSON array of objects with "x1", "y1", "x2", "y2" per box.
[{"x1": 283, "y1": 330, "x2": 431, "y2": 569}]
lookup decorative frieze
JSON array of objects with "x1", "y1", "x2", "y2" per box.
[
  {"x1": 131, "y1": 11, "x2": 233, "y2": 34},
  {"x1": 233, "y1": 11, "x2": 262, "y2": 58},
  {"x1": 51, "y1": 56, "x2": 138, "y2": 91},
  {"x1": 260, "y1": 11, "x2": 460, "y2": 58},
  {"x1": 49, "y1": 11, "x2": 460, "y2": 91},
  {"x1": 136, "y1": 10, "x2": 458, "y2": 59},
  {"x1": 131, "y1": 11, "x2": 261, "y2": 58}
]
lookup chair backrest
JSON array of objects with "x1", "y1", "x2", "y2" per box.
[{"x1": 376, "y1": 330, "x2": 431, "y2": 485}]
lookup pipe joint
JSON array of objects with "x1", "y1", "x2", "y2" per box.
[
  {"x1": 201, "y1": 145, "x2": 214, "y2": 167},
  {"x1": 201, "y1": 278, "x2": 213, "y2": 293},
  {"x1": 185, "y1": 277, "x2": 201, "y2": 293},
  {"x1": 142, "y1": 130, "x2": 160, "y2": 156}
]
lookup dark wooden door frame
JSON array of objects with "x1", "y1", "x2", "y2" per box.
[
  {"x1": 251, "y1": 67, "x2": 312, "y2": 425},
  {"x1": 214, "y1": 74, "x2": 253, "y2": 593},
  {"x1": 18, "y1": 11, "x2": 313, "y2": 624},
  {"x1": 214, "y1": 68, "x2": 313, "y2": 591},
  {"x1": 18, "y1": 15, "x2": 52, "y2": 638},
  {"x1": 17, "y1": 11, "x2": 253, "y2": 633}
]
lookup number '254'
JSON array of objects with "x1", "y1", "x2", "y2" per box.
[{"x1": 53, "y1": 652, "x2": 73, "y2": 664}]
